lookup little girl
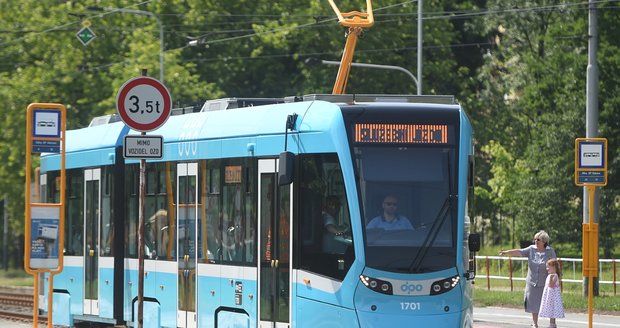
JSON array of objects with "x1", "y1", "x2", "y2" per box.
[{"x1": 538, "y1": 258, "x2": 565, "y2": 328}]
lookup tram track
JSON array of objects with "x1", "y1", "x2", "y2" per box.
[{"x1": 0, "y1": 287, "x2": 49, "y2": 324}]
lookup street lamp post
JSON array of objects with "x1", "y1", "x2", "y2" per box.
[
  {"x1": 417, "y1": 0, "x2": 423, "y2": 95},
  {"x1": 308, "y1": 58, "x2": 419, "y2": 94},
  {"x1": 88, "y1": 6, "x2": 164, "y2": 83}
]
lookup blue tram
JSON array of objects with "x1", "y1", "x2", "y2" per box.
[{"x1": 39, "y1": 94, "x2": 480, "y2": 327}]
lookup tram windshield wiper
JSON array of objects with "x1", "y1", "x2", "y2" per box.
[
  {"x1": 407, "y1": 196, "x2": 454, "y2": 273},
  {"x1": 408, "y1": 151, "x2": 455, "y2": 273}
]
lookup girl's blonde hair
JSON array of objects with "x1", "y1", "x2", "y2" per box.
[{"x1": 547, "y1": 258, "x2": 562, "y2": 277}]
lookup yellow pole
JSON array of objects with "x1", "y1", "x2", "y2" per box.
[
  {"x1": 24, "y1": 104, "x2": 39, "y2": 328},
  {"x1": 33, "y1": 273, "x2": 39, "y2": 327},
  {"x1": 48, "y1": 274, "x2": 55, "y2": 328},
  {"x1": 587, "y1": 184, "x2": 596, "y2": 328},
  {"x1": 588, "y1": 276, "x2": 593, "y2": 328},
  {"x1": 332, "y1": 29, "x2": 360, "y2": 94}
]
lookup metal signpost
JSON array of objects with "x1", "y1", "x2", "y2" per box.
[
  {"x1": 574, "y1": 137, "x2": 607, "y2": 328},
  {"x1": 25, "y1": 103, "x2": 67, "y2": 328},
  {"x1": 116, "y1": 74, "x2": 171, "y2": 328}
]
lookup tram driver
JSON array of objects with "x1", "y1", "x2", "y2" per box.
[{"x1": 366, "y1": 195, "x2": 414, "y2": 231}]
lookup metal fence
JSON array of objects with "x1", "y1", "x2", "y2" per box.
[{"x1": 475, "y1": 256, "x2": 619, "y2": 295}]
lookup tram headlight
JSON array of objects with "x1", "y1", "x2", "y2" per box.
[
  {"x1": 360, "y1": 275, "x2": 393, "y2": 295},
  {"x1": 430, "y1": 275, "x2": 460, "y2": 295}
]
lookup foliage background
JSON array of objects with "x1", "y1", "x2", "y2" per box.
[{"x1": 0, "y1": 0, "x2": 618, "y2": 267}]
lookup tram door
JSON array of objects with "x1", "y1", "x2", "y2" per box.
[
  {"x1": 83, "y1": 168, "x2": 100, "y2": 315},
  {"x1": 258, "y1": 159, "x2": 292, "y2": 328},
  {"x1": 177, "y1": 163, "x2": 198, "y2": 328}
]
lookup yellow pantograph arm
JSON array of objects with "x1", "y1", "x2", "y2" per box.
[
  {"x1": 327, "y1": 0, "x2": 374, "y2": 28},
  {"x1": 327, "y1": 0, "x2": 374, "y2": 94}
]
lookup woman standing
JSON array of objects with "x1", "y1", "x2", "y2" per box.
[{"x1": 499, "y1": 230, "x2": 557, "y2": 328}]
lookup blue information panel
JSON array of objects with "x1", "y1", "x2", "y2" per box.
[
  {"x1": 29, "y1": 205, "x2": 60, "y2": 269},
  {"x1": 32, "y1": 140, "x2": 61, "y2": 153}
]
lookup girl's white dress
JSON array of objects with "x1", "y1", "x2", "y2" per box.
[{"x1": 538, "y1": 273, "x2": 565, "y2": 318}]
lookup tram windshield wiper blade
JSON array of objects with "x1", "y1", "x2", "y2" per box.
[{"x1": 407, "y1": 196, "x2": 453, "y2": 273}]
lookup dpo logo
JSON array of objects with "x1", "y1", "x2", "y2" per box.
[{"x1": 400, "y1": 282, "x2": 424, "y2": 294}]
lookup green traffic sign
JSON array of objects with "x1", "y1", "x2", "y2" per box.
[{"x1": 76, "y1": 26, "x2": 96, "y2": 46}]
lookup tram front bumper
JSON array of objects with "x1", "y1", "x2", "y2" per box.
[{"x1": 356, "y1": 309, "x2": 470, "y2": 328}]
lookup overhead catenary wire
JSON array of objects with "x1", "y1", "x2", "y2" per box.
[
  {"x1": 3, "y1": 0, "x2": 616, "y2": 47},
  {"x1": 1, "y1": 0, "x2": 617, "y2": 78}
]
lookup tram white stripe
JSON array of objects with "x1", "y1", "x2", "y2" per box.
[
  {"x1": 294, "y1": 269, "x2": 342, "y2": 294},
  {"x1": 197, "y1": 263, "x2": 257, "y2": 280},
  {"x1": 100, "y1": 257, "x2": 114, "y2": 269},
  {"x1": 63, "y1": 256, "x2": 83, "y2": 267}
]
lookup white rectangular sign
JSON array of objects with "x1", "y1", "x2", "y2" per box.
[
  {"x1": 124, "y1": 135, "x2": 163, "y2": 159},
  {"x1": 579, "y1": 143, "x2": 603, "y2": 168}
]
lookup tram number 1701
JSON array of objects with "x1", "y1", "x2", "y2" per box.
[{"x1": 400, "y1": 302, "x2": 421, "y2": 310}]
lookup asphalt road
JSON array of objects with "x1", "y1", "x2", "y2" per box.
[{"x1": 475, "y1": 306, "x2": 620, "y2": 328}]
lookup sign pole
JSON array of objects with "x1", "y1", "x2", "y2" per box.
[
  {"x1": 116, "y1": 70, "x2": 171, "y2": 328},
  {"x1": 137, "y1": 131, "x2": 146, "y2": 328},
  {"x1": 575, "y1": 137, "x2": 606, "y2": 328},
  {"x1": 136, "y1": 68, "x2": 147, "y2": 328},
  {"x1": 25, "y1": 103, "x2": 66, "y2": 328},
  {"x1": 585, "y1": 185, "x2": 597, "y2": 328}
]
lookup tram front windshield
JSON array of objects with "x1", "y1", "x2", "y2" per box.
[{"x1": 355, "y1": 145, "x2": 457, "y2": 273}]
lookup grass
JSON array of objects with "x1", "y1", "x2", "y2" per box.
[{"x1": 0, "y1": 268, "x2": 35, "y2": 287}]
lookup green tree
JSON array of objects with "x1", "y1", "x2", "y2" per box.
[
  {"x1": 596, "y1": 2, "x2": 620, "y2": 258},
  {"x1": 0, "y1": 0, "x2": 217, "y2": 267},
  {"x1": 474, "y1": 0, "x2": 618, "y2": 256}
]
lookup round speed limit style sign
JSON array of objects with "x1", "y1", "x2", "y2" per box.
[{"x1": 116, "y1": 76, "x2": 172, "y2": 132}]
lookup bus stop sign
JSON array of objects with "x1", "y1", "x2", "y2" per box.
[
  {"x1": 116, "y1": 76, "x2": 172, "y2": 132},
  {"x1": 575, "y1": 138, "x2": 607, "y2": 186}
]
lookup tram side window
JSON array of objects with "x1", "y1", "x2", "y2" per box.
[
  {"x1": 200, "y1": 159, "x2": 256, "y2": 266},
  {"x1": 125, "y1": 165, "x2": 139, "y2": 258},
  {"x1": 42, "y1": 172, "x2": 61, "y2": 203},
  {"x1": 221, "y1": 173, "x2": 242, "y2": 262},
  {"x1": 144, "y1": 163, "x2": 173, "y2": 260},
  {"x1": 222, "y1": 161, "x2": 256, "y2": 265},
  {"x1": 243, "y1": 165, "x2": 256, "y2": 264},
  {"x1": 203, "y1": 162, "x2": 220, "y2": 263},
  {"x1": 65, "y1": 170, "x2": 84, "y2": 256},
  {"x1": 100, "y1": 167, "x2": 114, "y2": 256},
  {"x1": 297, "y1": 154, "x2": 353, "y2": 280},
  {"x1": 125, "y1": 163, "x2": 176, "y2": 260},
  {"x1": 43, "y1": 170, "x2": 80, "y2": 255}
]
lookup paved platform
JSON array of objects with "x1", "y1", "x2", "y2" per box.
[{"x1": 475, "y1": 306, "x2": 620, "y2": 328}]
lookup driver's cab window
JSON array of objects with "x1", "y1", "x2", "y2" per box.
[
  {"x1": 297, "y1": 154, "x2": 353, "y2": 280},
  {"x1": 356, "y1": 146, "x2": 458, "y2": 272}
]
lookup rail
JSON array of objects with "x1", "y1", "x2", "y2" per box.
[
  {"x1": 475, "y1": 256, "x2": 619, "y2": 295},
  {"x1": 0, "y1": 289, "x2": 48, "y2": 323}
]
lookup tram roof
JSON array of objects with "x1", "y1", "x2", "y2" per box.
[{"x1": 40, "y1": 94, "x2": 463, "y2": 171}]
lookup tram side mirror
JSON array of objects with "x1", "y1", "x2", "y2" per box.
[
  {"x1": 466, "y1": 233, "x2": 481, "y2": 281},
  {"x1": 278, "y1": 151, "x2": 295, "y2": 185},
  {"x1": 468, "y1": 233, "x2": 480, "y2": 252}
]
